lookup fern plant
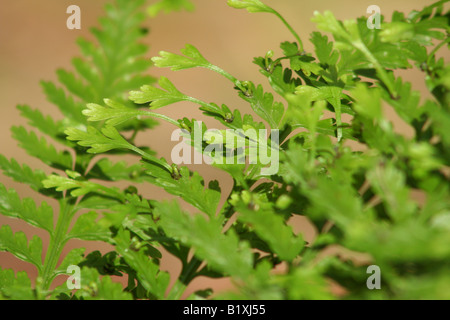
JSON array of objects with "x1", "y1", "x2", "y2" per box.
[
  {"x1": 1, "y1": 0, "x2": 449, "y2": 300},
  {"x1": 0, "y1": 0, "x2": 162, "y2": 299}
]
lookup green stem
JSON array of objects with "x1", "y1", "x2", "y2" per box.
[
  {"x1": 167, "y1": 257, "x2": 202, "y2": 300},
  {"x1": 129, "y1": 144, "x2": 172, "y2": 172},
  {"x1": 41, "y1": 199, "x2": 74, "y2": 292},
  {"x1": 141, "y1": 110, "x2": 180, "y2": 127},
  {"x1": 354, "y1": 41, "x2": 397, "y2": 97},
  {"x1": 329, "y1": 96, "x2": 343, "y2": 142},
  {"x1": 207, "y1": 65, "x2": 238, "y2": 83},
  {"x1": 206, "y1": 64, "x2": 248, "y2": 92},
  {"x1": 309, "y1": 128, "x2": 317, "y2": 163},
  {"x1": 129, "y1": 128, "x2": 139, "y2": 144},
  {"x1": 427, "y1": 37, "x2": 450, "y2": 66},
  {"x1": 186, "y1": 96, "x2": 226, "y2": 117},
  {"x1": 273, "y1": 10, "x2": 304, "y2": 52}
]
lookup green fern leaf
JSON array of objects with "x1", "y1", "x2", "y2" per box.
[
  {"x1": 11, "y1": 126, "x2": 73, "y2": 171},
  {"x1": 0, "y1": 225, "x2": 43, "y2": 272},
  {"x1": 0, "y1": 184, "x2": 53, "y2": 233}
]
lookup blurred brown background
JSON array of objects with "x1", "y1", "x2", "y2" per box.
[{"x1": 0, "y1": 0, "x2": 445, "y2": 298}]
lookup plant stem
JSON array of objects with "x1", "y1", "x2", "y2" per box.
[
  {"x1": 207, "y1": 65, "x2": 238, "y2": 83},
  {"x1": 427, "y1": 37, "x2": 450, "y2": 66},
  {"x1": 273, "y1": 10, "x2": 304, "y2": 52},
  {"x1": 142, "y1": 110, "x2": 180, "y2": 127},
  {"x1": 167, "y1": 257, "x2": 202, "y2": 300},
  {"x1": 207, "y1": 64, "x2": 248, "y2": 93},
  {"x1": 186, "y1": 96, "x2": 226, "y2": 117},
  {"x1": 129, "y1": 128, "x2": 139, "y2": 143},
  {"x1": 354, "y1": 40, "x2": 397, "y2": 97},
  {"x1": 41, "y1": 199, "x2": 74, "y2": 292}
]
